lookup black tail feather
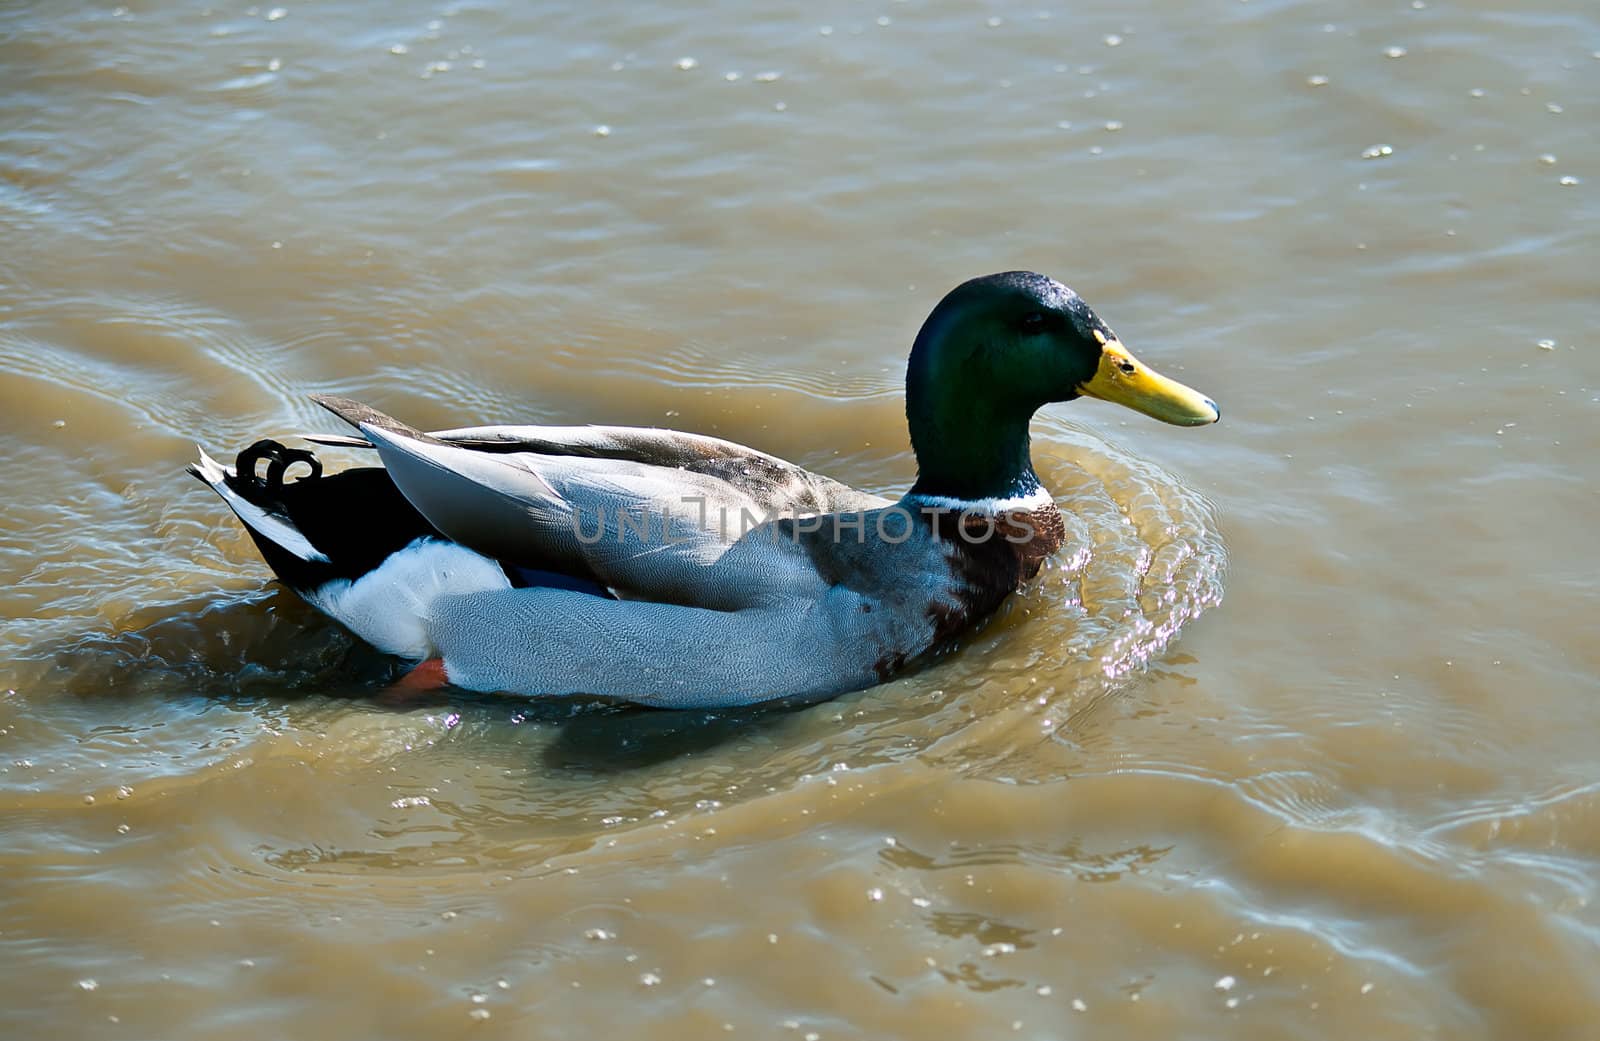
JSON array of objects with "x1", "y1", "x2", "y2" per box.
[
  {"x1": 211, "y1": 439, "x2": 443, "y2": 589},
  {"x1": 235, "y1": 440, "x2": 322, "y2": 493}
]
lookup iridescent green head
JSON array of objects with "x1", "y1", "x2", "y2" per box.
[{"x1": 906, "y1": 271, "x2": 1218, "y2": 499}]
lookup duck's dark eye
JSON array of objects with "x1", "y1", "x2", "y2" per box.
[{"x1": 1018, "y1": 312, "x2": 1046, "y2": 333}]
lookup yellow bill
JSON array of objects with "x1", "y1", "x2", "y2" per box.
[{"x1": 1078, "y1": 338, "x2": 1219, "y2": 426}]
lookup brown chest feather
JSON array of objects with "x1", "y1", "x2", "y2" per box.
[{"x1": 924, "y1": 501, "x2": 1066, "y2": 646}]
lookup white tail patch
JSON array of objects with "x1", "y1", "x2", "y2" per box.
[
  {"x1": 304, "y1": 538, "x2": 511, "y2": 660},
  {"x1": 192, "y1": 445, "x2": 328, "y2": 563}
]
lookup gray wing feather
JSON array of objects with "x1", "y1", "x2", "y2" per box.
[
  {"x1": 445, "y1": 424, "x2": 887, "y2": 514},
  {"x1": 306, "y1": 396, "x2": 887, "y2": 514},
  {"x1": 360, "y1": 423, "x2": 830, "y2": 607}
]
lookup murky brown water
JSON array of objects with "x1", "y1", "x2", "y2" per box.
[{"x1": 4, "y1": 0, "x2": 1598, "y2": 1037}]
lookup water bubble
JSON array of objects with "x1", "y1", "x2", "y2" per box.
[
  {"x1": 639, "y1": 972, "x2": 662, "y2": 986},
  {"x1": 592, "y1": 124, "x2": 612, "y2": 137},
  {"x1": 1546, "y1": 102, "x2": 1564, "y2": 114},
  {"x1": 1558, "y1": 175, "x2": 1580, "y2": 186},
  {"x1": 1361, "y1": 144, "x2": 1394, "y2": 159},
  {"x1": 1384, "y1": 45, "x2": 1408, "y2": 58},
  {"x1": 867, "y1": 887, "x2": 884, "y2": 901},
  {"x1": 1469, "y1": 87, "x2": 1484, "y2": 97},
  {"x1": 754, "y1": 71, "x2": 781, "y2": 82},
  {"x1": 723, "y1": 71, "x2": 740, "y2": 81},
  {"x1": 1307, "y1": 74, "x2": 1329, "y2": 86},
  {"x1": 266, "y1": 7, "x2": 286, "y2": 20},
  {"x1": 986, "y1": 16, "x2": 1003, "y2": 27},
  {"x1": 116, "y1": 786, "x2": 133, "y2": 800},
  {"x1": 1104, "y1": 34, "x2": 1122, "y2": 46},
  {"x1": 389, "y1": 43, "x2": 409, "y2": 55},
  {"x1": 1538, "y1": 153, "x2": 1557, "y2": 165},
  {"x1": 584, "y1": 927, "x2": 613, "y2": 940},
  {"x1": 1104, "y1": 120, "x2": 1124, "y2": 131},
  {"x1": 468, "y1": 1008, "x2": 490, "y2": 1022},
  {"x1": 876, "y1": 15, "x2": 891, "y2": 26},
  {"x1": 1215, "y1": 975, "x2": 1237, "y2": 991},
  {"x1": 78, "y1": 979, "x2": 98, "y2": 991},
  {"x1": 1225, "y1": 997, "x2": 1240, "y2": 1009},
  {"x1": 1071, "y1": 998, "x2": 1087, "y2": 1012},
  {"x1": 819, "y1": 25, "x2": 833, "y2": 35},
  {"x1": 674, "y1": 57, "x2": 698, "y2": 71}
]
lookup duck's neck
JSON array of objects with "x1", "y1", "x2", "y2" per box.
[{"x1": 905, "y1": 375, "x2": 1043, "y2": 503}]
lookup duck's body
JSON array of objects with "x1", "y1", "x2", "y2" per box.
[{"x1": 190, "y1": 272, "x2": 1217, "y2": 707}]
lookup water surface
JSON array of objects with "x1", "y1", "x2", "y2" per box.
[{"x1": 3, "y1": 0, "x2": 1598, "y2": 1038}]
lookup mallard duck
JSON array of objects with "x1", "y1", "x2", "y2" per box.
[{"x1": 189, "y1": 272, "x2": 1217, "y2": 707}]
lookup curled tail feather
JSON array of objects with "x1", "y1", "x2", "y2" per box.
[{"x1": 187, "y1": 441, "x2": 329, "y2": 566}]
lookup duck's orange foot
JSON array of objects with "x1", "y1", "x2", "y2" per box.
[
  {"x1": 396, "y1": 657, "x2": 450, "y2": 691},
  {"x1": 375, "y1": 658, "x2": 451, "y2": 705}
]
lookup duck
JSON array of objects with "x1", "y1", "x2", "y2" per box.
[{"x1": 188, "y1": 271, "x2": 1218, "y2": 708}]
